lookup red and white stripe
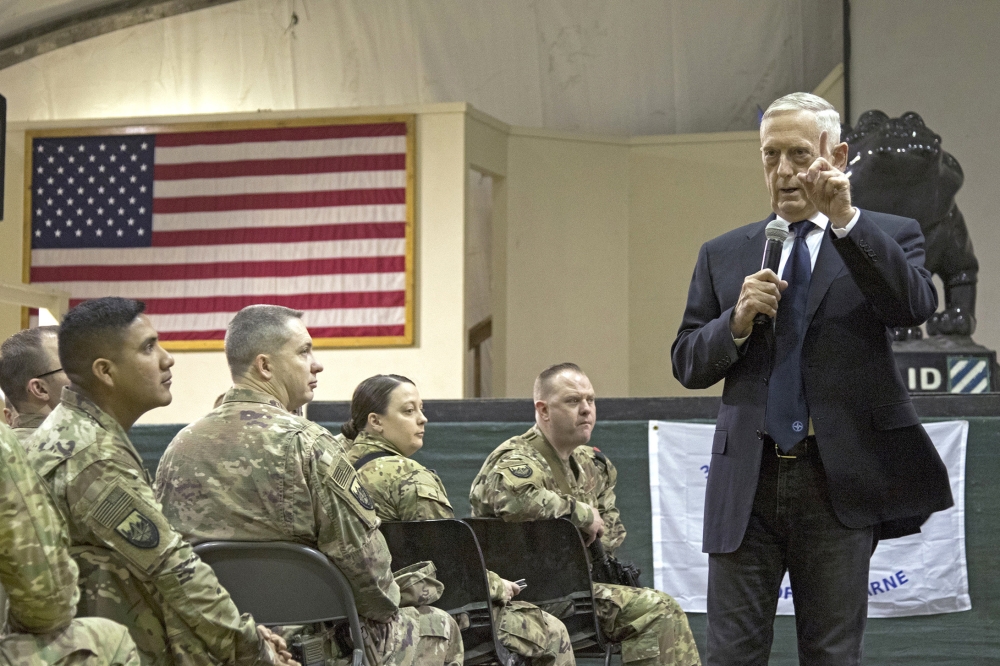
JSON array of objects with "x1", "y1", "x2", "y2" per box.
[{"x1": 31, "y1": 122, "x2": 409, "y2": 342}]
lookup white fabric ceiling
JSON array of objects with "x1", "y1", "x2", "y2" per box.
[{"x1": 0, "y1": 0, "x2": 843, "y2": 136}]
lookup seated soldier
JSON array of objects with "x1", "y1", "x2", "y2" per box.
[
  {"x1": 470, "y1": 363, "x2": 701, "y2": 666},
  {"x1": 23, "y1": 298, "x2": 294, "y2": 666},
  {"x1": 154, "y1": 305, "x2": 463, "y2": 666},
  {"x1": 0, "y1": 327, "x2": 70, "y2": 442},
  {"x1": 344, "y1": 374, "x2": 574, "y2": 666},
  {"x1": 1, "y1": 422, "x2": 138, "y2": 665}
]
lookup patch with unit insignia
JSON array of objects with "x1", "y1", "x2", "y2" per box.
[
  {"x1": 115, "y1": 509, "x2": 160, "y2": 549},
  {"x1": 509, "y1": 465, "x2": 533, "y2": 479},
  {"x1": 350, "y1": 477, "x2": 375, "y2": 510}
]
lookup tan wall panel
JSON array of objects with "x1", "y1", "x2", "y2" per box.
[
  {"x1": 503, "y1": 133, "x2": 630, "y2": 398},
  {"x1": 0, "y1": 128, "x2": 26, "y2": 345},
  {"x1": 627, "y1": 133, "x2": 769, "y2": 397}
]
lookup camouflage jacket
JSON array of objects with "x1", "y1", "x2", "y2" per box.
[
  {"x1": 0, "y1": 423, "x2": 79, "y2": 634},
  {"x1": 469, "y1": 425, "x2": 627, "y2": 555},
  {"x1": 11, "y1": 412, "x2": 46, "y2": 445},
  {"x1": 586, "y1": 446, "x2": 627, "y2": 553},
  {"x1": 347, "y1": 432, "x2": 508, "y2": 602},
  {"x1": 24, "y1": 387, "x2": 272, "y2": 665},
  {"x1": 155, "y1": 387, "x2": 400, "y2": 623},
  {"x1": 347, "y1": 432, "x2": 454, "y2": 522}
]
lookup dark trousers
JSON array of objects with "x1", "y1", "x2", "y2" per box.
[{"x1": 705, "y1": 438, "x2": 873, "y2": 665}]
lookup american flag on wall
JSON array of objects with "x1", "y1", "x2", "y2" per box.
[{"x1": 25, "y1": 118, "x2": 414, "y2": 349}]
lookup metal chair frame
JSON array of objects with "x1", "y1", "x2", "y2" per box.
[
  {"x1": 378, "y1": 519, "x2": 524, "y2": 666},
  {"x1": 194, "y1": 540, "x2": 368, "y2": 666},
  {"x1": 465, "y1": 517, "x2": 623, "y2": 666}
]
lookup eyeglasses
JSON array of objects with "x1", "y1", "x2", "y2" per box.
[{"x1": 34, "y1": 368, "x2": 63, "y2": 379}]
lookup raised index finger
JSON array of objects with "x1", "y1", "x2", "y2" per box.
[{"x1": 818, "y1": 130, "x2": 828, "y2": 158}]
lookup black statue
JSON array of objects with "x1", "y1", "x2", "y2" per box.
[{"x1": 844, "y1": 111, "x2": 977, "y2": 339}]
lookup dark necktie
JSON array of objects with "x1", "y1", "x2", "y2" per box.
[{"x1": 766, "y1": 220, "x2": 815, "y2": 452}]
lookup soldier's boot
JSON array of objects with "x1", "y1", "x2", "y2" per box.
[
  {"x1": 0, "y1": 616, "x2": 140, "y2": 666},
  {"x1": 497, "y1": 601, "x2": 574, "y2": 666},
  {"x1": 594, "y1": 583, "x2": 701, "y2": 666}
]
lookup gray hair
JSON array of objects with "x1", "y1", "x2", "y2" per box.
[
  {"x1": 761, "y1": 92, "x2": 842, "y2": 144},
  {"x1": 225, "y1": 305, "x2": 305, "y2": 377}
]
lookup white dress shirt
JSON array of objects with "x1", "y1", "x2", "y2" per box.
[{"x1": 733, "y1": 208, "x2": 860, "y2": 347}]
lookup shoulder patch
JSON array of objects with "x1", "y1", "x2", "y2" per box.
[
  {"x1": 350, "y1": 477, "x2": 375, "y2": 511},
  {"x1": 332, "y1": 458, "x2": 354, "y2": 489},
  {"x1": 92, "y1": 486, "x2": 133, "y2": 529},
  {"x1": 509, "y1": 464, "x2": 533, "y2": 479},
  {"x1": 114, "y1": 510, "x2": 160, "y2": 549}
]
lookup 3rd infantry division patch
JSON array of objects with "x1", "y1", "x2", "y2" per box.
[{"x1": 115, "y1": 509, "x2": 160, "y2": 549}]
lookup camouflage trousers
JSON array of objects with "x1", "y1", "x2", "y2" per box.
[
  {"x1": 593, "y1": 583, "x2": 700, "y2": 666},
  {"x1": 495, "y1": 601, "x2": 573, "y2": 666},
  {"x1": 350, "y1": 606, "x2": 462, "y2": 666},
  {"x1": 0, "y1": 617, "x2": 140, "y2": 665}
]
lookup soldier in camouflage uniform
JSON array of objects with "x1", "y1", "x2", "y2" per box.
[
  {"x1": 343, "y1": 374, "x2": 574, "y2": 666},
  {"x1": 1, "y1": 422, "x2": 139, "y2": 665},
  {"x1": 0, "y1": 327, "x2": 70, "y2": 444},
  {"x1": 23, "y1": 298, "x2": 294, "y2": 666},
  {"x1": 154, "y1": 305, "x2": 463, "y2": 666},
  {"x1": 470, "y1": 364, "x2": 701, "y2": 666}
]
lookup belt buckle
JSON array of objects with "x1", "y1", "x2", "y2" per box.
[{"x1": 775, "y1": 442, "x2": 798, "y2": 459}]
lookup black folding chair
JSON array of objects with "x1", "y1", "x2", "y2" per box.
[
  {"x1": 379, "y1": 519, "x2": 523, "y2": 666},
  {"x1": 466, "y1": 517, "x2": 622, "y2": 666},
  {"x1": 194, "y1": 541, "x2": 367, "y2": 666}
]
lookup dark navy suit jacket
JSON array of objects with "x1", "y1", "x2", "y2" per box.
[{"x1": 671, "y1": 209, "x2": 954, "y2": 554}]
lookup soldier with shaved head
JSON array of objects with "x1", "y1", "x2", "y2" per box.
[{"x1": 471, "y1": 363, "x2": 700, "y2": 666}]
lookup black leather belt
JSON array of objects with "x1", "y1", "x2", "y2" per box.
[{"x1": 765, "y1": 434, "x2": 816, "y2": 459}]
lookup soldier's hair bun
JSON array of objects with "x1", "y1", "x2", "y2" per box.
[{"x1": 341, "y1": 420, "x2": 360, "y2": 440}]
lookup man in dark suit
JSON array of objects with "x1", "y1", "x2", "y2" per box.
[{"x1": 671, "y1": 93, "x2": 953, "y2": 665}]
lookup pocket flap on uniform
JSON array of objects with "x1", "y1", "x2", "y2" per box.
[
  {"x1": 871, "y1": 401, "x2": 920, "y2": 430},
  {"x1": 415, "y1": 484, "x2": 453, "y2": 508},
  {"x1": 712, "y1": 429, "x2": 727, "y2": 455}
]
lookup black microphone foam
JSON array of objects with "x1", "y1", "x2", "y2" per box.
[{"x1": 753, "y1": 219, "x2": 790, "y2": 326}]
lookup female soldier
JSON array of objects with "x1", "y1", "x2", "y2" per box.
[{"x1": 343, "y1": 375, "x2": 575, "y2": 666}]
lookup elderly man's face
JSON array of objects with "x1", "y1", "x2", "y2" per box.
[{"x1": 760, "y1": 110, "x2": 841, "y2": 221}]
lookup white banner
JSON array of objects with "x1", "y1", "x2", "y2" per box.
[{"x1": 648, "y1": 420, "x2": 970, "y2": 617}]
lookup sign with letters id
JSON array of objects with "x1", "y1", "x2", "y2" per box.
[{"x1": 648, "y1": 420, "x2": 970, "y2": 617}]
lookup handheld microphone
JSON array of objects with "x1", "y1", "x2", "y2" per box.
[{"x1": 753, "y1": 219, "x2": 790, "y2": 326}]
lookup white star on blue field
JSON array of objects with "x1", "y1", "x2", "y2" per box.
[{"x1": 31, "y1": 135, "x2": 156, "y2": 249}]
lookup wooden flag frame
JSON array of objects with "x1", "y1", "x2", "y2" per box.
[{"x1": 23, "y1": 114, "x2": 416, "y2": 351}]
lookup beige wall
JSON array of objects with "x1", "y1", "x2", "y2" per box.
[
  {"x1": 627, "y1": 132, "x2": 767, "y2": 397},
  {"x1": 3, "y1": 105, "x2": 470, "y2": 423},
  {"x1": 501, "y1": 130, "x2": 631, "y2": 398},
  {"x1": 1, "y1": 127, "x2": 27, "y2": 345}
]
